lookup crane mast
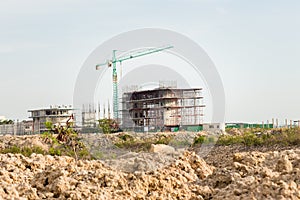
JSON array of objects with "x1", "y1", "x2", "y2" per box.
[
  {"x1": 112, "y1": 50, "x2": 118, "y2": 120},
  {"x1": 96, "y1": 45, "x2": 173, "y2": 121}
]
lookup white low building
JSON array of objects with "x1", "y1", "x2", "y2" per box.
[
  {"x1": 203, "y1": 123, "x2": 225, "y2": 132},
  {"x1": 28, "y1": 105, "x2": 74, "y2": 134}
]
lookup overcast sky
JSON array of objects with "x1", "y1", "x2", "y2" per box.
[{"x1": 0, "y1": 0, "x2": 299, "y2": 123}]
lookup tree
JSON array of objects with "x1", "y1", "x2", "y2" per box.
[
  {"x1": 98, "y1": 118, "x2": 120, "y2": 134},
  {"x1": 0, "y1": 119, "x2": 14, "y2": 125}
]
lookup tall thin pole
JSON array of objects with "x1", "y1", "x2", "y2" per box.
[
  {"x1": 108, "y1": 100, "x2": 111, "y2": 119},
  {"x1": 98, "y1": 102, "x2": 101, "y2": 120},
  {"x1": 103, "y1": 103, "x2": 106, "y2": 119}
]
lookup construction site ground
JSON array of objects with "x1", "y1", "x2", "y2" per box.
[{"x1": 0, "y1": 131, "x2": 299, "y2": 199}]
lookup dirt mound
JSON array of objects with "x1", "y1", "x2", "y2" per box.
[
  {"x1": 201, "y1": 149, "x2": 300, "y2": 199},
  {"x1": 1, "y1": 134, "x2": 300, "y2": 199},
  {"x1": 1, "y1": 147, "x2": 300, "y2": 199},
  {"x1": 0, "y1": 151, "x2": 213, "y2": 199},
  {"x1": 0, "y1": 135, "x2": 49, "y2": 152}
]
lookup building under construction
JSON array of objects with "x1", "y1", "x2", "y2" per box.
[
  {"x1": 121, "y1": 87, "x2": 204, "y2": 132},
  {"x1": 28, "y1": 105, "x2": 74, "y2": 134}
]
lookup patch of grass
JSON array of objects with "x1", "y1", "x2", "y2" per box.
[
  {"x1": 91, "y1": 151, "x2": 103, "y2": 159},
  {"x1": 54, "y1": 143, "x2": 92, "y2": 159},
  {"x1": 115, "y1": 139, "x2": 152, "y2": 152},
  {"x1": 23, "y1": 146, "x2": 45, "y2": 157},
  {"x1": 118, "y1": 134, "x2": 134, "y2": 141},
  {"x1": 155, "y1": 135, "x2": 173, "y2": 145},
  {"x1": 0, "y1": 145, "x2": 21, "y2": 154},
  {"x1": 114, "y1": 135, "x2": 174, "y2": 152},
  {"x1": 242, "y1": 132, "x2": 263, "y2": 146},
  {"x1": 217, "y1": 132, "x2": 264, "y2": 146},
  {"x1": 216, "y1": 135, "x2": 244, "y2": 145},
  {"x1": 168, "y1": 139, "x2": 191, "y2": 148},
  {"x1": 0, "y1": 143, "x2": 91, "y2": 159},
  {"x1": 193, "y1": 135, "x2": 218, "y2": 146},
  {"x1": 63, "y1": 146, "x2": 76, "y2": 157},
  {"x1": 217, "y1": 128, "x2": 300, "y2": 146},
  {"x1": 0, "y1": 145, "x2": 45, "y2": 157}
]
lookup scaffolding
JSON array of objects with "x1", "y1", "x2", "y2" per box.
[{"x1": 120, "y1": 87, "x2": 204, "y2": 131}]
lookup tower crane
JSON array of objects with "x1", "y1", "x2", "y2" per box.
[{"x1": 96, "y1": 45, "x2": 173, "y2": 121}]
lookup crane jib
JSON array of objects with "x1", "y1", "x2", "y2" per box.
[{"x1": 96, "y1": 45, "x2": 174, "y2": 121}]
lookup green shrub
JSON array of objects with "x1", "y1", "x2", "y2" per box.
[
  {"x1": 119, "y1": 134, "x2": 134, "y2": 141},
  {"x1": 49, "y1": 147, "x2": 61, "y2": 156},
  {"x1": 155, "y1": 135, "x2": 173, "y2": 145},
  {"x1": 242, "y1": 132, "x2": 263, "y2": 146},
  {"x1": 41, "y1": 132, "x2": 59, "y2": 145},
  {"x1": 193, "y1": 135, "x2": 206, "y2": 145},
  {"x1": 168, "y1": 139, "x2": 191, "y2": 148},
  {"x1": 207, "y1": 135, "x2": 218, "y2": 144},
  {"x1": 78, "y1": 148, "x2": 90, "y2": 158},
  {"x1": 98, "y1": 118, "x2": 120, "y2": 134},
  {"x1": 0, "y1": 119, "x2": 14, "y2": 125},
  {"x1": 43, "y1": 121, "x2": 92, "y2": 160},
  {"x1": 193, "y1": 135, "x2": 218, "y2": 146}
]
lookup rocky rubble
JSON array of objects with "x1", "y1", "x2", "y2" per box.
[
  {"x1": 1, "y1": 134, "x2": 300, "y2": 199},
  {"x1": 201, "y1": 149, "x2": 300, "y2": 199},
  {"x1": 1, "y1": 148, "x2": 300, "y2": 199},
  {"x1": 0, "y1": 151, "x2": 213, "y2": 199}
]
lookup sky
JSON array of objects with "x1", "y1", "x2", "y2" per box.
[{"x1": 0, "y1": 0, "x2": 299, "y2": 123}]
